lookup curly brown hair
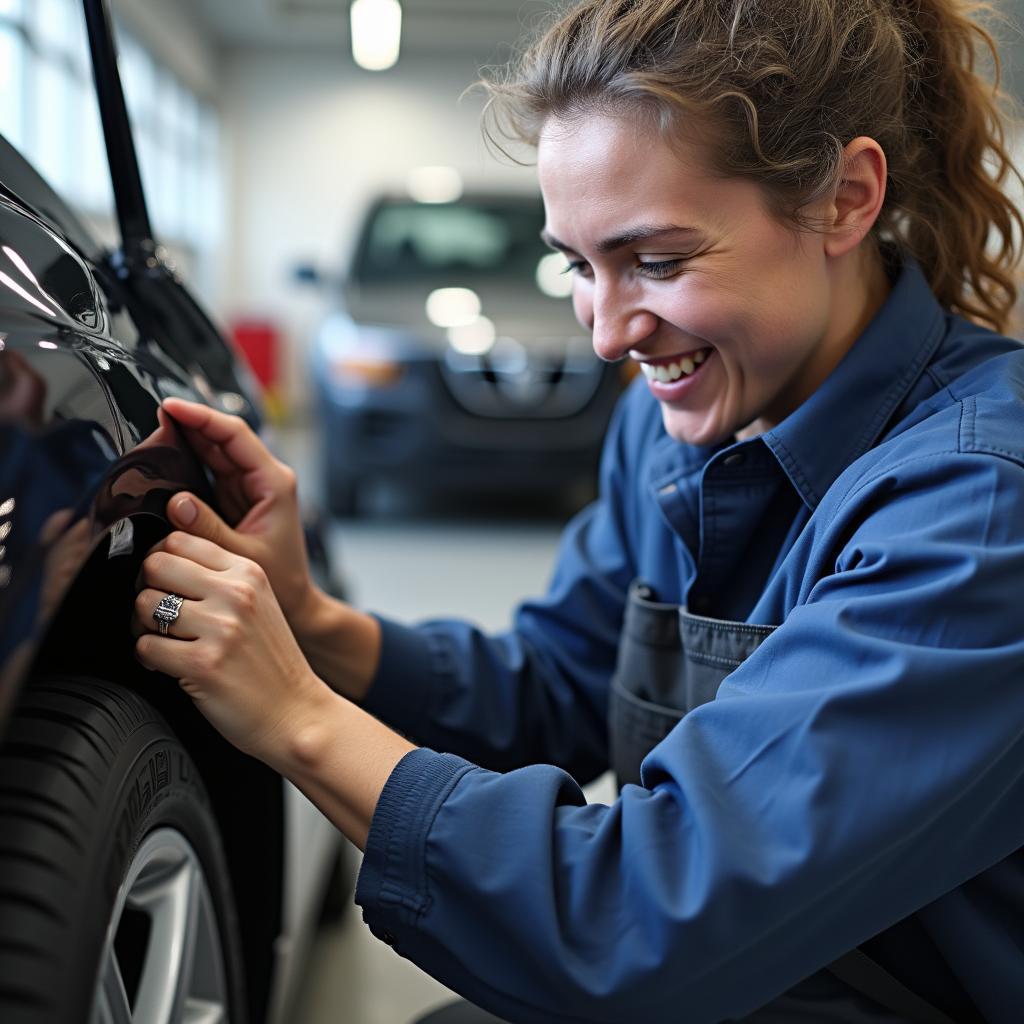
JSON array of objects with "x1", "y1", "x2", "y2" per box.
[{"x1": 482, "y1": 0, "x2": 1023, "y2": 332}]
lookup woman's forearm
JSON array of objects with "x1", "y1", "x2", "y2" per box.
[
  {"x1": 268, "y1": 687, "x2": 415, "y2": 850},
  {"x1": 291, "y1": 588, "x2": 382, "y2": 702}
]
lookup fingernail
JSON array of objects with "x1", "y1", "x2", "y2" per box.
[{"x1": 174, "y1": 496, "x2": 197, "y2": 525}]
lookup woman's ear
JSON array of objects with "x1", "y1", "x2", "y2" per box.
[{"x1": 823, "y1": 137, "x2": 887, "y2": 259}]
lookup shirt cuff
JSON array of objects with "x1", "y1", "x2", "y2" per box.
[
  {"x1": 361, "y1": 615, "x2": 453, "y2": 739},
  {"x1": 355, "y1": 747, "x2": 475, "y2": 937}
]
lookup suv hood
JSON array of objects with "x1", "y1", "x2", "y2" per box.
[{"x1": 344, "y1": 283, "x2": 587, "y2": 357}]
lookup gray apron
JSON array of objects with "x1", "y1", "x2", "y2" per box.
[{"x1": 609, "y1": 580, "x2": 961, "y2": 1024}]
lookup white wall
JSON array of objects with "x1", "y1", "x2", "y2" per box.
[{"x1": 220, "y1": 49, "x2": 538, "y2": 412}]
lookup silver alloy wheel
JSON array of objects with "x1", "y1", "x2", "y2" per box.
[{"x1": 90, "y1": 828, "x2": 230, "y2": 1024}]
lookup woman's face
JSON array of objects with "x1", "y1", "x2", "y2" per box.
[{"x1": 537, "y1": 113, "x2": 858, "y2": 446}]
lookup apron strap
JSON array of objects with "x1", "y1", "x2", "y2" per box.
[{"x1": 826, "y1": 950, "x2": 958, "y2": 1024}]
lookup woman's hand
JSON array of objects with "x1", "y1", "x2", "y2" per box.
[
  {"x1": 159, "y1": 397, "x2": 319, "y2": 627},
  {"x1": 132, "y1": 530, "x2": 332, "y2": 763},
  {"x1": 132, "y1": 531, "x2": 414, "y2": 849},
  {"x1": 160, "y1": 397, "x2": 383, "y2": 702}
]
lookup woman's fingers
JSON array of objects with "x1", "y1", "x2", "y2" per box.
[
  {"x1": 139, "y1": 549, "x2": 213, "y2": 598},
  {"x1": 132, "y1": 588, "x2": 199, "y2": 639},
  {"x1": 132, "y1": 537, "x2": 324, "y2": 761},
  {"x1": 135, "y1": 632, "x2": 197, "y2": 678},
  {"x1": 159, "y1": 399, "x2": 313, "y2": 624},
  {"x1": 162, "y1": 398, "x2": 279, "y2": 478},
  {"x1": 180, "y1": 428, "x2": 244, "y2": 480},
  {"x1": 150, "y1": 528, "x2": 239, "y2": 571}
]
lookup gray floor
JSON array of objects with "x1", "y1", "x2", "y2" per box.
[{"x1": 277, "y1": 428, "x2": 610, "y2": 1023}]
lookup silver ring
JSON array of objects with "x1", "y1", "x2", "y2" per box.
[{"x1": 152, "y1": 593, "x2": 184, "y2": 636}]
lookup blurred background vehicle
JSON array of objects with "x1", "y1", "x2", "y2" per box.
[{"x1": 301, "y1": 191, "x2": 632, "y2": 516}]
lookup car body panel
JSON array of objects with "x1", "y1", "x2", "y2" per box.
[{"x1": 0, "y1": 171, "x2": 213, "y2": 730}]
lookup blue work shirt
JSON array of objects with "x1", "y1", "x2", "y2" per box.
[{"x1": 355, "y1": 260, "x2": 1024, "y2": 1023}]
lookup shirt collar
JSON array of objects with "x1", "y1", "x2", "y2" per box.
[{"x1": 761, "y1": 258, "x2": 945, "y2": 509}]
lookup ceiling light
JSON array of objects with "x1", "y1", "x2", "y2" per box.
[
  {"x1": 426, "y1": 288, "x2": 481, "y2": 328},
  {"x1": 536, "y1": 252, "x2": 574, "y2": 299},
  {"x1": 407, "y1": 166, "x2": 463, "y2": 204},
  {"x1": 350, "y1": 0, "x2": 402, "y2": 72},
  {"x1": 448, "y1": 316, "x2": 495, "y2": 356}
]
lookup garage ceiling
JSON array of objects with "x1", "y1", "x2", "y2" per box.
[
  {"x1": 184, "y1": 0, "x2": 563, "y2": 60},
  {"x1": 185, "y1": 0, "x2": 1024, "y2": 95}
]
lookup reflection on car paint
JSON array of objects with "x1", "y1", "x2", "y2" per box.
[
  {"x1": 0, "y1": 330, "x2": 209, "y2": 728},
  {"x1": 0, "y1": 194, "x2": 105, "y2": 332}
]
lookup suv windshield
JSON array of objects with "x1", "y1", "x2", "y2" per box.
[{"x1": 352, "y1": 196, "x2": 548, "y2": 286}]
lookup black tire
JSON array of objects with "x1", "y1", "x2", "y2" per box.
[{"x1": 0, "y1": 677, "x2": 247, "y2": 1024}]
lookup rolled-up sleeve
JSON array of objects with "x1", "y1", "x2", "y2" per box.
[{"x1": 356, "y1": 450, "x2": 1024, "y2": 1023}]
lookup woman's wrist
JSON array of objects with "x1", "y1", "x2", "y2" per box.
[
  {"x1": 289, "y1": 587, "x2": 382, "y2": 702},
  {"x1": 269, "y1": 682, "x2": 415, "y2": 850},
  {"x1": 265, "y1": 676, "x2": 347, "y2": 776},
  {"x1": 285, "y1": 578, "x2": 329, "y2": 633}
]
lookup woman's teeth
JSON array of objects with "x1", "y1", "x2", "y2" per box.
[{"x1": 640, "y1": 349, "x2": 709, "y2": 383}]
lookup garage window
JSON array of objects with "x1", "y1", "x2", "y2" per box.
[
  {"x1": 0, "y1": 20, "x2": 24, "y2": 150},
  {"x1": 0, "y1": 0, "x2": 222, "y2": 293}
]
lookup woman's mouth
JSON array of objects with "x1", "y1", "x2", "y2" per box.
[{"x1": 638, "y1": 347, "x2": 714, "y2": 399}]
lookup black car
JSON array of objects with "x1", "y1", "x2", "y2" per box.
[
  {"x1": 0, "y1": 3, "x2": 342, "y2": 1022},
  {"x1": 307, "y1": 192, "x2": 631, "y2": 515}
]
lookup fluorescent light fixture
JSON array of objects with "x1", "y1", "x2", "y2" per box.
[
  {"x1": 407, "y1": 166, "x2": 463, "y2": 204},
  {"x1": 351, "y1": 0, "x2": 402, "y2": 72},
  {"x1": 536, "y1": 252, "x2": 574, "y2": 299},
  {"x1": 426, "y1": 287, "x2": 481, "y2": 328},
  {"x1": 448, "y1": 316, "x2": 496, "y2": 356}
]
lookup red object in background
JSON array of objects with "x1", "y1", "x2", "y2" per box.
[{"x1": 230, "y1": 318, "x2": 281, "y2": 394}]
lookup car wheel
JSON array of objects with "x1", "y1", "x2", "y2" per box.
[{"x1": 0, "y1": 677, "x2": 247, "y2": 1024}]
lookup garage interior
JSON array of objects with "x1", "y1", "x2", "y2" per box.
[{"x1": 4, "y1": 0, "x2": 1024, "y2": 1021}]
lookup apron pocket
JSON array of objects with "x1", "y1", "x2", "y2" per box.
[{"x1": 609, "y1": 678, "x2": 685, "y2": 788}]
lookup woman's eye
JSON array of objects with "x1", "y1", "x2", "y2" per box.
[
  {"x1": 561, "y1": 259, "x2": 591, "y2": 277},
  {"x1": 638, "y1": 259, "x2": 683, "y2": 279}
]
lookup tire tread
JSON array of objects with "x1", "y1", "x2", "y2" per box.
[{"x1": 0, "y1": 676, "x2": 246, "y2": 1023}]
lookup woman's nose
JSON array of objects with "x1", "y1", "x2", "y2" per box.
[{"x1": 587, "y1": 283, "x2": 658, "y2": 362}]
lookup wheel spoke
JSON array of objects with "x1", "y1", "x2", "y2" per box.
[
  {"x1": 93, "y1": 829, "x2": 231, "y2": 1024},
  {"x1": 131, "y1": 855, "x2": 200, "y2": 1024},
  {"x1": 183, "y1": 998, "x2": 225, "y2": 1024},
  {"x1": 94, "y1": 951, "x2": 133, "y2": 1024}
]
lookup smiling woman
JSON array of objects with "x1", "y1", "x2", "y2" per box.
[
  {"x1": 127, "y1": 1, "x2": 1024, "y2": 1023},
  {"x1": 535, "y1": 118, "x2": 893, "y2": 446}
]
